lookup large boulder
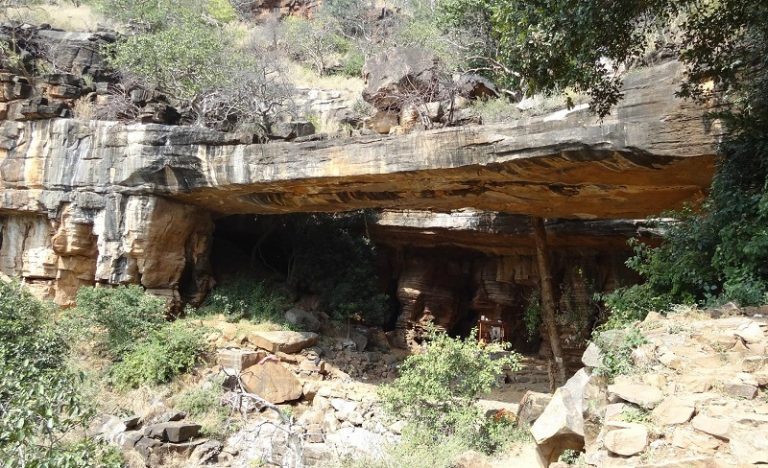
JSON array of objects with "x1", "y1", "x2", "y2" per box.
[
  {"x1": 362, "y1": 47, "x2": 442, "y2": 111},
  {"x1": 241, "y1": 360, "x2": 303, "y2": 404},
  {"x1": 248, "y1": 330, "x2": 319, "y2": 354},
  {"x1": 531, "y1": 368, "x2": 590, "y2": 464}
]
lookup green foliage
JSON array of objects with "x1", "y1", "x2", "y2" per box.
[
  {"x1": 523, "y1": 290, "x2": 541, "y2": 339},
  {"x1": 380, "y1": 328, "x2": 520, "y2": 452},
  {"x1": 289, "y1": 214, "x2": 389, "y2": 325},
  {"x1": 280, "y1": 16, "x2": 348, "y2": 75},
  {"x1": 620, "y1": 406, "x2": 651, "y2": 425},
  {"x1": 109, "y1": 321, "x2": 209, "y2": 389},
  {"x1": 599, "y1": 283, "x2": 675, "y2": 327},
  {"x1": 176, "y1": 379, "x2": 233, "y2": 437},
  {"x1": 74, "y1": 285, "x2": 166, "y2": 359},
  {"x1": 593, "y1": 327, "x2": 648, "y2": 380},
  {"x1": 199, "y1": 278, "x2": 289, "y2": 323},
  {"x1": 339, "y1": 50, "x2": 365, "y2": 77},
  {"x1": 0, "y1": 281, "x2": 121, "y2": 467},
  {"x1": 560, "y1": 449, "x2": 584, "y2": 465},
  {"x1": 107, "y1": 22, "x2": 229, "y2": 104}
]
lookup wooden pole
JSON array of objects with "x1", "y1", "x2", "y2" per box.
[{"x1": 531, "y1": 217, "x2": 567, "y2": 387}]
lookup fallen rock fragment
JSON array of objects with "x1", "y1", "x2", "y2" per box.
[
  {"x1": 240, "y1": 360, "x2": 303, "y2": 404},
  {"x1": 248, "y1": 331, "x2": 319, "y2": 354},
  {"x1": 734, "y1": 321, "x2": 764, "y2": 343},
  {"x1": 144, "y1": 422, "x2": 202, "y2": 443},
  {"x1": 608, "y1": 383, "x2": 664, "y2": 409},
  {"x1": 652, "y1": 396, "x2": 695, "y2": 426},
  {"x1": 691, "y1": 414, "x2": 730, "y2": 440},
  {"x1": 604, "y1": 424, "x2": 648, "y2": 456}
]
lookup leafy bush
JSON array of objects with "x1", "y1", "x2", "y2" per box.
[
  {"x1": 74, "y1": 285, "x2": 166, "y2": 359},
  {"x1": 176, "y1": 380, "x2": 233, "y2": 437},
  {"x1": 109, "y1": 321, "x2": 209, "y2": 389},
  {"x1": 280, "y1": 16, "x2": 347, "y2": 75},
  {"x1": 598, "y1": 283, "x2": 675, "y2": 329},
  {"x1": 0, "y1": 281, "x2": 121, "y2": 467},
  {"x1": 339, "y1": 50, "x2": 365, "y2": 77},
  {"x1": 380, "y1": 328, "x2": 520, "y2": 452},
  {"x1": 199, "y1": 278, "x2": 290, "y2": 323},
  {"x1": 592, "y1": 327, "x2": 648, "y2": 380},
  {"x1": 289, "y1": 214, "x2": 390, "y2": 325}
]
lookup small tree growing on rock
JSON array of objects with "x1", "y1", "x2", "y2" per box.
[{"x1": 380, "y1": 327, "x2": 520, "y2": 451}]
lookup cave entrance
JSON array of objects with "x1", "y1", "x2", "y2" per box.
[{"x1": 208, "y1": 212, "x2": 399, "y2": 329}]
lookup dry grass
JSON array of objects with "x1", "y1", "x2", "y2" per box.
[
  {"x1": 287, "y1": 62, "x2": 365, "y2": 94},
  {"x1": 4, "y1": 4, "x2": 110, "y2": 31}
]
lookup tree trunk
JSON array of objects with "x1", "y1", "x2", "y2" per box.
[{"x1": 532, "y1": 217, "x2": 567, "y2": 387}]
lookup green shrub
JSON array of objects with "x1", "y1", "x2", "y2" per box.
[
  {"x1": 0, "y1": 281, "x2": 121, "y2": 467},
  {"x1": 176, "y1": 380, "x2": 233, "y2": 437},
  {"x1": 109, "y1": 321, "x2": 208, "y2": 389},
  {"x1": 339, "y1": 50, "x2": 365, "y2": 77},
  {"x1": 380, "y1": 328, "x2": 520, "y2": 453},
  {"x1": 289, "y1": 213, "x2": 390, "y2": 325},
  {"x1": 199, "y1": 278, "x2": 289, "y2": 323},
  {"x1": 74, "y1": 285, "x2": 166, "y2": 359},
  {"x1": 592, "y1": 327, "x2": 648, "y2": 380},
  {"x1": 598, "y1": 283, "x2": 675, "y2": 329}
]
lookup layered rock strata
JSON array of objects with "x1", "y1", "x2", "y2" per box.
[{"x1": 0, "y1": 61, "x2": 717, "y2": 305}]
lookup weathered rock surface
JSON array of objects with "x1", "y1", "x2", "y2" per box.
[
  {"x1": 538, "y1": 309, "x2": 768, "y2": 467},
  {"x1": 248, "y1": 331, "x2": 319, "y2": 354},
  {"x1": 0, "y1": 61, "x2": 717, "y2": 304},
  {"x1": 604, "y1": 423, "x2": 648, "y2": 456},
  {"x1": 531, "y1": 368, "x2": 590, "y2": 464},
  {"x1": 240, "y1": 360, "x2": 303, "y2": 404}
]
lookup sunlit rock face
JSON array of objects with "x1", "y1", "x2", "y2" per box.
[{"x1": 0, "y1": 61, "x2": 717, "y2": 305}]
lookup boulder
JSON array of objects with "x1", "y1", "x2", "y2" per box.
[
  {"x1": 362, "y1": 47, "x2": 442, "y2": 111},
  {"x1": 729, "y1": 423, "x2": 768, "y2": 464},
  {"x1": 240, "y1": 360, "x2": 303, "y2": 404},
  {"x1": 450, "y1": 450, "x2": 494, "y2": 468},
  {"x1": 531, "y1": 369, "x2": 590, "y2": 464},
  {"x1": 218, "y1": 348, "x2": 266, "y2": 373},
  {"x1": 652, "y1": 396, "x2": 695, "y2": 426},
  {"x1": 284, "y1": 307, "x2": 321, "y2": 332},
  {"x1": 604, "y1": 424, "x2": 648, "y2": 456},
  {"x1": 517, "y1": 391, "x2": 553, "y2": 425},
  {"x1": 581, "y1": 342, "x2": 603, "y2": 368},
  {"x1": 269, "y1": 121, "x2": 315, "y2": 140},
  {"x1": 454, "y1": 74, "x2": 499, "y2": 100},
  {"x1": 691, "y1": 415, "x2": 730, "y2": 440},
  {"x1": 735, "y1": 321, "x2": 764, "y2": 343},
  {"x1": 248, "y1": 331, "x2": 319, "y2": 354},
  {"x1": 607, "y1": 383, "x2": 663, "y2": 409},
  {"x1": 671, "y1": 427, "x2": 720, "y2": 452},
  {"x1": 189, "y1": 439, "x2": 224, "y2": 465},
  {"x1": 144, "y1": 422, "x2": 202, "y2": 443},
  {"x1": 723, "y1": 381, "x2": 758, "y2": 399}
]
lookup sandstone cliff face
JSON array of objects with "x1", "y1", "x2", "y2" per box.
[{"x1": 0, "y1": 61, "x2": 717, "y2": 305}]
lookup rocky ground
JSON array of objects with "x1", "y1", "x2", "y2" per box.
[
  {"x1": 89, "y1": 310, "x2": 550, "y2": 467},
  {"x1": 534, "y1": 305, "x2": 768, "y2": 467}
]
